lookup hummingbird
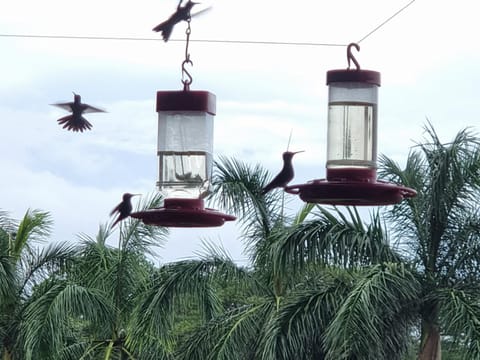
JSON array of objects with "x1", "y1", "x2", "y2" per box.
[
  {"x1": 110, "y1": 193, "x2": 140, "y2": 228},
  {"x1": 152, "y1": 0, "x2": 201, "y2": 42},
  {"x1": 262, "y1": 151, "x2": 304, "y2": 195},
  {"x1": 51, "y1": 93, "x2": 106, "y2": 132}
]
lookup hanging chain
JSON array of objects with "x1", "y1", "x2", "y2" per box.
[{"x1": 181, "y1": 16, "x2": 193, "y2": 90}]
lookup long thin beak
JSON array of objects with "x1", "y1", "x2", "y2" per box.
[{"x1": 293, "y1": 150, "x2": 305, "y2": 155}]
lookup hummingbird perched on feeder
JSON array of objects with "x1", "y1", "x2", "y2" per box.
[
  {"x1": 51, "y1": 93, "x2": 106, "y2": 132},
  {"x1": 262, "y1": 151, "x2": 304, "y2": 195},
  {"x1": 152, "y1": 0, "x2": 210, "y2": 42},
  {"x1": 110, "y1": 193, "x2": 140, "y2": 228}
]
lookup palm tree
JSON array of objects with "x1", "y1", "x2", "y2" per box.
[
  {"x1": 18, "y1": 193, "x2": 169, "y2": 359},
  {"x1": 126, "y1": 156, "x2": 296, "y2": 359},
  {"x1": 129, "y1": 243, "x2": 255, "y2": 359},
  {"x1": 124, "y1": 123, "x2": 480, "y2": 359},
  {"x1": 146, "y1": 123, "x2": 480, "y2": 359},
  {"x1": 378, "y1": 124, "x2": 480, "y2": 359},
  {"x1": 273, "y1": 123, "x2": 480, "y2": 359},
  {"x1": 261, "y1": 206, "x2": 420, "y2": 359},
  {"x1": 0, "y1": 209, "x2": 76, "y2": 360},
  {"x1": 209, "y1": 157, "x2": 420, "y2": 359},
  {"x1": 131, "y1": 157, "x2": 394, "y2": 359}
]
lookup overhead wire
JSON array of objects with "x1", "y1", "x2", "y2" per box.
[
  {"x1": 357, "y1": 0, "x2": 416, "y2": 43},
  {"x1": 0, "y1": 0, "x2": 416, "y2": 47},
  {"x1": 0, "y1": 33, "x2": 348, "y2": 47}
]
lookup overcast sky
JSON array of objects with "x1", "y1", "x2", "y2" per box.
[{"x1": 1, "y1": 0, "x2": 479, "y2": 265}]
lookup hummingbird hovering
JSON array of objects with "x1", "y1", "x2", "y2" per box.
[
  {"x1": 153, "y1": 0, "x2": 209, "y2": 42},
  {"x1": 110, "y1": 193, "x2": 140, "y2": 228},
  {"x1": 51, "y1": 93, "x2": 105, "y2": 132},
  {"x1": 262, "y1": 151, "x2": 304, "y2": 195}
]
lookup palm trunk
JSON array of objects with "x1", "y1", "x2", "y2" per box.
[
  {"x1": 2, "y1": 350, "x2": 12, "y2": 360},
  {"x1": 418, "y1": 324, "x2": 441, "y2": 360}
]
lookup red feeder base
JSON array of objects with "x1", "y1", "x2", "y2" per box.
[
  {"x1": 285, "y1": 179, "x2": 416, "y2": 206},
  {"x1": 130, "y1": 198, "x2": 236, "y2": 227}
]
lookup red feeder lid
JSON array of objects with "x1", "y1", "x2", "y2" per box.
[
  {"x1": 285, "y1": 179, "x2": 416, "y2": 206},
  {"x1": 327, "y1": 69, "x2": 381, "y2": 86},
  {"x1": 130, "y1": 198, "x2": 236, "y2": 227},
  {"x1": 156, "y1": 90, "x2": 216, "y2": 115}
]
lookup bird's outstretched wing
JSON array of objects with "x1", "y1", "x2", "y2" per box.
[
  {"x1": 110, "y1": 204, "x2": 121, "y2": 216},
  {"x1": 110, "y1": 203, "x2": 128, "y2": 228},
  {"x1": 82, "y1": 104, "x2": 107, "y2": 114},
  {"x1": 51, "y1": 102, "x2": 74, "y2": 112}
]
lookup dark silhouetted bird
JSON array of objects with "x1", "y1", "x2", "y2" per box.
[
  {"x1": 51, "y1": 93, "x2": 105, "y2": 132},
  {"x1": 262, "y1": 151, "x2": 304, "y2": 194},
  {"x1": 152, "y1": 0, "x2": 201, "y2": 42},
  {"x1": 110, "y1": 193, "x2": 139, "y2": 228}
]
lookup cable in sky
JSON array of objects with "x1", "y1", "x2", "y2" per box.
[
  {"x1": 0, "y1": 33, "x2": 347, "y2": 47},
  {"x1": 357, "y1": 0, "x2": 416, "y2": 43}
]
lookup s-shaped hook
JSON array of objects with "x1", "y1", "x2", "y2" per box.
[{"x1": 347, "y1": 43, "x2": 361, "y2": 70}]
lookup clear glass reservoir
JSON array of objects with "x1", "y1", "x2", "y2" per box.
[
  {"x1": 156, "y1": 91, "x2": 215, "y2": 199},
  {"x1": 325, "y1": 70, "x2": 380, "y2": 181}
]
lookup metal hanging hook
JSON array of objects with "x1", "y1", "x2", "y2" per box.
[
  {"x1": 347, "y1": 43, "x2": 361, "y2": 70},
  {"x1": 181, "y1": 57, "x2": 193, "y2": 90},
  {"x1": 181, "y1": 15, "x2": 193, "y2": 90}
]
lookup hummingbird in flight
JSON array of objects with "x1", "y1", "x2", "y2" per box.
[
  {"x1": 262, "y1": 151, "x2": 304, "y2": 195},
  {"x1": 110, "y1": 193, "x2": 140, "y2": 228},
  {"x1": 51, "y1": 93, "x2": 105, "y2": 132},
  {"x1": 152, "y1": 0, "x2": 209, "y2": 42}
]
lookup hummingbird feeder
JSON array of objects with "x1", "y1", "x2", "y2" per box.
[
  {"x1": 131, "y1": 10, "x2": 235, "y2": 227},
  {"x1": 286, "y1": 43, "x2": 416, "y2": 205}
]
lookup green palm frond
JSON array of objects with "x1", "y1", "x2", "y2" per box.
[
  {"x1": 21, "y1": 281, "x2": 116, "y2": 359},
  {"x1": 273, "y1": 206, "x2": 400, "y2": 275},
  {"x1": 0, "y1": 246, "x2": 16, "y2": 304},
  {"x1": 438, "y1": 287, "x2": 480, "y2": 358},
  {"x1": 198, "y1": 240, "x2": 271, "y2": 301},
  {"x1": 116, "y1": 192, "x2": 168, "y2": 256},
  {"x1": 72, "y1": 193, "x2": 167, "y2": 295},
  {"x1": 57, "y1": 341, "x2": 91, "y2": 360},
  {"x1": 129, "y1": 255, "x2": 253, "y2": 352},
  {"x1": 129, "y1": 342, "x2": 174, "y2": 360},
  {"x1": 436, "y1": 210, "x2": 480, "y2": 282},
  {"x1": 211, "y1": 156, "x2": 286, "y2": 244},
  {"x1": 324, "y1": 263, "x2": 420, "y2": 359},
  {"x1": 110, "y1": 251, "x2": 155, "y2": 317},
  {"x1": 260, "y1": 268, "x2": 355, "y2": 360},
  {"x1": 0, "y1": 209, "x2": 17, "y2": 234},
  {"x1": 20, "y1": 241, "x2": 77, "y2": 298},
  {"x1": 74, "y1": 232, "x2": 118, "y2": 292},
  {"x1": 11, "y1": 209, "x2": 53, "y2": 260},
  {"x1": 176, "y1": 301, "x2": 274, "y2": 360},
  {"x1": 0, "y1": 226, "x2": 16, "y2": 303},
  {"x1": 74, "y1": 229, "x2": 157, "y2": 324},
  {"x1": 211, "y1": 156, "x2": 271, "y2": 217},
  {"x1": 292, "y1": 203, "x2": 315, "y2": 225},
  {"x1": 195, "y1": 239, "x2": 235, "y2": 260},
  {"x1": 380, "y1": 124, "x2": 480, "y2": 275},
  {"x1": 378, "y1": 151, "x2": 427, "y2": 258}
]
